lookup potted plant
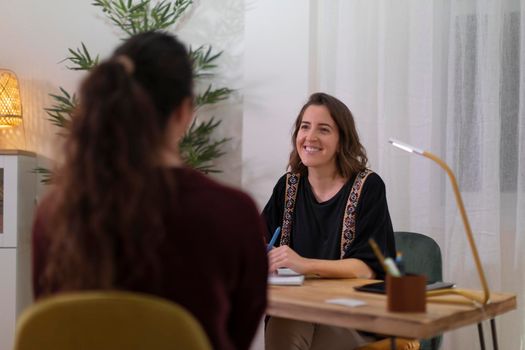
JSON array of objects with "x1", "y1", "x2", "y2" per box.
[{"x1": 36, "y1": 0, "x2": 231, "y2": 182}]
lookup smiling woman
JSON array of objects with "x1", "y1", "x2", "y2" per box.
[{"x1": 262, "y1": 92, "x2": 395, "y2": 350}]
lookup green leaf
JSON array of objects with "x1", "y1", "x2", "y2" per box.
[
  {"x1": 44, "y1": 87, "x2": 77, "y2": 128},
  {"x1": 95, "y1": 0, "x2": 193, "y2": 36},
  {"x1": 190, "y1": 45, "x2": 223, "y2": 79},
  {"x1": 179, "y1": 117, "x2": 230, "y2": 173},
  {"x1": 195, "y1": 85, "x2": 233, "y2": 107},
  {"x1": 63, "y1": 42, "x2": 99, "y2": 71},
  {"x1": 33, "y1": 167, "x2": 54, "y2": 184}
]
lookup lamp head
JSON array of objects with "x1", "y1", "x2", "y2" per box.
[
  {"x1": 0, "y1": 69, "x2": 23, "y2": 128},
  {"x1": 388, "y1": 138, "x2": 424, "y2": 155}
]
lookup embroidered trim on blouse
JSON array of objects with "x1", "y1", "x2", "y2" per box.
[
  {"x1": 279, "y1": 170, "x2": 373, "y2": 258},
  {"x1": 339, "y1": 169, "x2": 373, "y2": 258},
  {"x1": 280, "y1": 173, "x2": 300, "y2": 246}
]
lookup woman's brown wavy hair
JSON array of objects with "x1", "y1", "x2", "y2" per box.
[
  {"x1": 40, "y1": 31, "x2": 193, "y2": 294},
  {"x1": 288, "y1": 92, "x2": 368, "y2": 179}
]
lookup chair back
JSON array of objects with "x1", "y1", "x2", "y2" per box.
[
  {"x1": 14, "y1": 291, "x2": 212, "y2": 350},
  {"x1": 394, "y1": 231, "x2": 442, "y2": 283},
  {"x1": 394, "y1": 231, "x2": 443, "y2": 350}
]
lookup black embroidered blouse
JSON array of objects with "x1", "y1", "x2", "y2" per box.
[{"x1": 262, "y1": 171, "x2": 396, "y2": 279}]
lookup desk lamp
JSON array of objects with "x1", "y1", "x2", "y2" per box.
[{"x1": 389, "y1": 138, "x2": 490, "y2": 305}]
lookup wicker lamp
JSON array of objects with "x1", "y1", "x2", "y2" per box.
[{"x1": 0, "y1": 70, "x2": 23, "y2": 128}]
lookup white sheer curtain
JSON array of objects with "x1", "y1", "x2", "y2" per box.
[{"x1": 313, "y1": 1, "x2": 525, "y2": 349}]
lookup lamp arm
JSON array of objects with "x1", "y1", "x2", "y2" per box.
[{"x1": 422, "y1": 151, "x2": 490, "y2": 305}]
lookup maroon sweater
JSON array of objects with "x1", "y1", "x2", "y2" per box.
[{"x1": 32, "y1": 167, "x2": 268, "y2": 350}]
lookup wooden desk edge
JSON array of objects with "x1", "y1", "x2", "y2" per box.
[
  {"x1": 267, "y1": 294, "x2": 517, "y2": 339},
  {"x1": 417, "y1": 294, "x2": 517, "y2": 339}
]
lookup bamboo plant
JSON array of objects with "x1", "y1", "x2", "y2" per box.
[{"x1": 36, "y1": 0, "x2": 231, "y2": 183}]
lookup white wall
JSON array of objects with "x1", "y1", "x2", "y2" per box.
[{"x1": 242, "y1": 0, "x2": 313, "y2": 208}]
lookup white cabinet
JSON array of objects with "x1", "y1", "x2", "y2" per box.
[{"x1": 0, "y1": 151, "x2": 36, "y2": 350}]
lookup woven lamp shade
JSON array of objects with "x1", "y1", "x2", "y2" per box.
[{"x1": 0, "y1": 69, "x2": 23, "y2": 128}]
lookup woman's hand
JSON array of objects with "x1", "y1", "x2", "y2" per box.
[
  {"x1": 268, "y1": 245, "x2": 310, "y2": 274},
  {"x1": 268, "y1": 246, "x2": 374, "y2": 278}
]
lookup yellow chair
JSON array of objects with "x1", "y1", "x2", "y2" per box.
[{"x1": 14, "y1": 291, "x2": 212, "y2": 350}]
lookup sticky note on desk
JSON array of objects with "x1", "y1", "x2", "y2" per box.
[{"x1": 325, "y1": 298, "x2": 367, "y2": 307}]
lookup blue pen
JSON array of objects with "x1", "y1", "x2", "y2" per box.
[{"x1": 267, "y1": 227, "x2": 281, "y2": 252}]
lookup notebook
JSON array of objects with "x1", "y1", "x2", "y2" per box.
[
  {"x1": 276, "y1": 268, "x2": 301, "y2": 276},
  {"x1": 268, "y1": 268, "x2": 305, "y2": 285},
  {"x1": 268, "y1": 274, "x2": 305, "y2": 285}
]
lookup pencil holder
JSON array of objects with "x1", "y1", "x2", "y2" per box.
[{"x1": 386, "y1": 274, "x2": 426, "y2": 312}]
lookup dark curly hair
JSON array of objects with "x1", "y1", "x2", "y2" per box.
[{"x1": 41, "y1": 31, "x2": 193, "y2": 293}]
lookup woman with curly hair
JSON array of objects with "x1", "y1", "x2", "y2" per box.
[{"x1": 263, "y1": 92, "x2": 395, "y2": 350}]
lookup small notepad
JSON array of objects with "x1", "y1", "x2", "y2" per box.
[
  {"x1": 268, "y1": 274, "x2": 305, "y2": 286},
  {"x1": 325, "y1": 298, "x2": 367, "y2": 307},
  {"x1": 277, "y1": 268, "x2": 301, "y2": 276}
]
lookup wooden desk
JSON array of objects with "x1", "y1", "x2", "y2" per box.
[{"x1": 267, "y1": 278, "x2": 516, "y2": 340}]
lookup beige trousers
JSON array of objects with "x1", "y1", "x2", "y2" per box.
[{"x1": 265, "y1": 317, "x2": 373, "y2": 350}]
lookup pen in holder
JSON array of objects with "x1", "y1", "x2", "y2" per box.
[
  {"x1": 368, "y1": 239, "x2": 425, "y2": 312},
  {"x1": 386, "y1": 274, "x2": 426, "y2": 313}
]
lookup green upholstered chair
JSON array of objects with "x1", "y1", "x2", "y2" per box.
[
  {"x1": 395, "y1": 231, "x2": 443, "y2": 350},
  {"x1": 357, "y1": 231, "x2": 444, "y2": 350},
  {"x1": 14, "y1": 291, "x2": 212, "y2": 350}
]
